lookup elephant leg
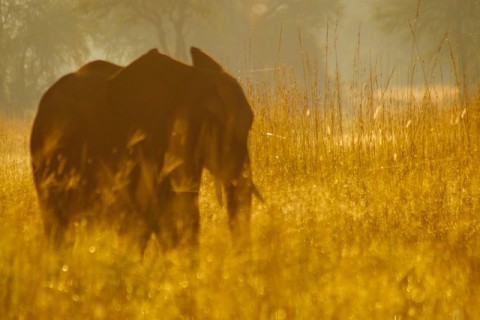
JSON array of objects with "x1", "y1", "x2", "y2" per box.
[
  {"x1": 155, "y1": 189, "x2": 200, "y2": 253},
  {"x1": 122, "y1": 211, "x2": 153, "y2": 255},
  {"x1": 42, "y1": 207, "x2": 67, "y2": 249},
  {"x1": 40, "y1": 191, "x2": 71, "y2": 250},
  {"x1": 225, "y1": 177, "x2": 252, "y2": 248},
  {"x1": 156, "y1": 163, "x2": 201, "y2": 251},
  {"x1": 36, "y1": 154, "x2": 91, "y2": 249},
  {"x1": 117, "y1": 158, "x2": 159, "y2": 256},
  {"x1": 169, "y1": 191, "x2": 200, "y2": 249},
  {"x1": 38, "y1": 177, "x2": 77, "y2": 249},
  {"x1": 155, "y1": 202, "x2": 178, "y2": 252}
]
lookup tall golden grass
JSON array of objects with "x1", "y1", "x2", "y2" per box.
[{"x1": 1, "y1": 44, "x2": 480, "y2": 318}]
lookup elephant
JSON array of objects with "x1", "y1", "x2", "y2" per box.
[{"x1": 30, "y1": 47, "x2": 259, "y2": 253}]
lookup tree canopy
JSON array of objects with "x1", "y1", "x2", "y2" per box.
[
  {"x1": 1, "y1": 0, "x2": 340, "y2": 111},
  {"x1": 0, "y1": 0, "x2": 87, "y2": 111},
  {"x1": 75, "y1": 0, "x2": 214, "y2": 62}
]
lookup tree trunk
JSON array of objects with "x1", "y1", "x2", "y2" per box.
[
  {"x1": 155, "y1": 26, "x2": 171, "y2": 55},
  {"x1": 172, "y1": 12, "x2": 187, "y2": 61}
]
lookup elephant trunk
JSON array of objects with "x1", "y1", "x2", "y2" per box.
[{"x1": 224, "y1": 160, "x2": 255, "y2": 248}]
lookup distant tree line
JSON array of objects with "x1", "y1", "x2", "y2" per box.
[
  {"x1": 0, "y1": 0, "x2": 87, "y2": 110},
  {"x1": 0, "y1": 0, "x2": 340, "y2": 112},
  {"x1": 0, "y1": 0, "x2": 478, "y2": 111},
  {"x1": 374, "y1": 0, "x2": 480, "y2": 90}
]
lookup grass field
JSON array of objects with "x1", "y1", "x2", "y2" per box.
[{"x1": 1, "y1": 64, "x2": 480, "y2": 319}]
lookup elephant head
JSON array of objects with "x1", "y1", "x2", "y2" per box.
[{"x1": 190, "y1": 47, "x2": 257, "y2": 244}]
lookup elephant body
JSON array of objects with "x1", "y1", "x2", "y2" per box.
[{"x1": 30, "y1": 47, "x2": 257, "y2": 252}]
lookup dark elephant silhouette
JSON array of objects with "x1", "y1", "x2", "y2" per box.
[{"x1": 30, "y1": 47, "x2": 259, "y2": 252}]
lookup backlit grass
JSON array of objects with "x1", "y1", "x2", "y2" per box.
[{"x1": 1, "y1": 68, "x2": 480, "y2": 319}]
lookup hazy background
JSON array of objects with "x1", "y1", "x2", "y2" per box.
[{"x1": 0, "y1": 0, "x2": 478, "y2": 113}]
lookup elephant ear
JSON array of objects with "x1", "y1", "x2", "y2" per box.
[
  {"x1": 190, "y1": 47, "x2": 223, "y2": 72},
  {"x1": 190, "y1": 47, "x2": 253, "y2": 144},
  {"x1": 190, "y1": 47, "x2": 227, "y2": 124}
]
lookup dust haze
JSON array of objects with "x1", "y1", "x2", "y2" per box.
[{"x1": 0, "y1": 0, "x2": 478, "y2": 112}]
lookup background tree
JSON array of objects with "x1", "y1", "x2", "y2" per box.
[
  {"x1": 373, "y1": 0, "x2": 480, "y2": 86},
  {"x1": 235, "y1": 0, "x2": 340, "y2": 71},
  {"x1": 76, "y1": 0, "x2": 340, "y2": 73},
  {"x1": 75, "y1": 0, "x2": 214, "y2": 62},
  {"x1": 0, "y1": 0, "x2": 87, "y2": 111},
  {"x1": 0, "y1": 0, "x2": 341, "y2": 111}
]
